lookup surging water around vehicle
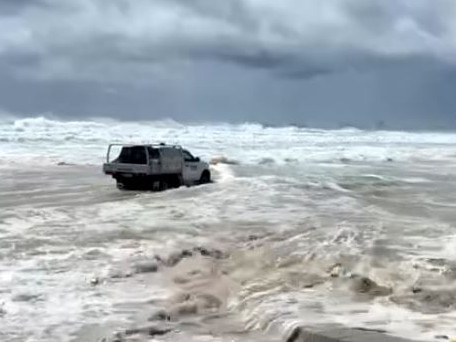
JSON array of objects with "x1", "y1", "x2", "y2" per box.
[{"x1": 1, "y1": 117, "x2": 456, "y2": 341}]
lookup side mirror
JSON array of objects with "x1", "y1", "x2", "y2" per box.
[{"x1": 195, "y1": 157, "x2": 200, "y2": 162}]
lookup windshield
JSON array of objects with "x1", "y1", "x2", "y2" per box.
[{"x1": 182, "y1": 150, "x2": 195, "y2": 161}]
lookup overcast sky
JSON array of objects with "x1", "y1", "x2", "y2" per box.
[{"x1": 1, "y1": 0, "x2": 456, "y2": 128}]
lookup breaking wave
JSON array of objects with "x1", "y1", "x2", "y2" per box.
[{"x1": 2, "y1": 116, "x2": 456, "y2": 168}]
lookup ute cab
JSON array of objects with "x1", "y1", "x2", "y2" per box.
[{"x1": 103, "y1": 143, "x2": 211, "y2": 190}]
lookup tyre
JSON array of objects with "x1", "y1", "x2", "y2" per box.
[
  {"x1": 160, "y1": 179, "x2": 169, "y2": 191},
  {"x1": 199, "y1": 170, "x2": 211, "y2": 184},
  {"x1": 116, "y1": 177, "x2": 138, "y2": 190},
  {"x1": 116, "y1": 179, "x2": 133, "y2": 190},
  {"x1": 169, "y1": 175, "x2": 183, "y2": 189}
]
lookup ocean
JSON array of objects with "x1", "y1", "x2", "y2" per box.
[{"x1": 1, "y1": 116, "x2": 456, "y2": 342}]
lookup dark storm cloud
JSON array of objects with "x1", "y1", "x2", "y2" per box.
[
  {"x1": 0, "y1": 0, "x2": 53, "y2": 22},
  {"x1": 1, "y1": 0, "x2": 456, "y2": 128},
  {"x1": 2, "y1": 0, "x2": 455, "y2": 81},
  {"x1": 0, "y1": 0, "x2": 41, "y2": 14}
]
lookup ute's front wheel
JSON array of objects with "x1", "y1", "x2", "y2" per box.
[{"x1": 199, "y1": 170, "x2": 211, "y2": 184}]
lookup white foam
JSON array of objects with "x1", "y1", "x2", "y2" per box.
[
  {"x1": 211, "y1": 164, "x2": 236, "y2": 183},
  {"x1": 2, "y1": 116, "x2": 456, "y2": 167},
  {"x1": 3, "y1": 116, "x2": 456, "y2": 341}
]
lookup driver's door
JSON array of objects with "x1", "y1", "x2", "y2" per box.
[{"x1": 182, "y1": 150, "x2": 201, "y2": 184}]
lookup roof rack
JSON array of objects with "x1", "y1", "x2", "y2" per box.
[{"x1": 107, "y1": 143, "x2": 183, "y2": 149}]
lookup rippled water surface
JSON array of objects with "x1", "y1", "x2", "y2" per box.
[{"x1": 2, "y1": 117, "x2": 456, "y2": 342}]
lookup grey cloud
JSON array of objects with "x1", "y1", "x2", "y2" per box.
[
  {"x1": 1, "y1": 56, "x2": 455, "y2": 130},
  {"x1": 2, "y1": 0, "x2": 456, "y2": 83},
  {"x1": 0, "y1": 0, "x2": 45, "y2": 15},
  {"x1": 1, "y1": 0, "x2": 456, "y2": 129}
]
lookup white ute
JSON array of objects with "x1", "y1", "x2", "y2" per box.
[{"x1": 102, "y1": 143, "x2": 211, "y2": 190}]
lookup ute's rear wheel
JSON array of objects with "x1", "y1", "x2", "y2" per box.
[
  {"x1": 116, "y1": 179, "x2": 134, "y2": 190},
  {"x1": 116, "y1": 177, "x2": 139, "y2": 190},
  {"x1": 168, "y1": 175, "x2": 183, "y2": 189},
  {"x1": 199, "y1": 170, "x2": 211, "y2": 184},
  {"x1": 156, "y1": 175, "x2": 182, "y2": 191},
  {"x1": 159, "y1": 179, "x2": 169, "y2": 191}
]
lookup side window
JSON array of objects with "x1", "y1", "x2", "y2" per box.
[
  {"x1": 148, "y1": 147, "x2": 160, "y2": 160},
  {"x1": 118, "y1": 146, "x2": 147, "y2": 164},
  {"x1": 182, "y1": 150, "x2": 194, "y2": 162}
]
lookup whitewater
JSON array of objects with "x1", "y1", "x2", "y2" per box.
[{"x1": 2, "y1": 116, "x2": 456, "y2": 342}]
